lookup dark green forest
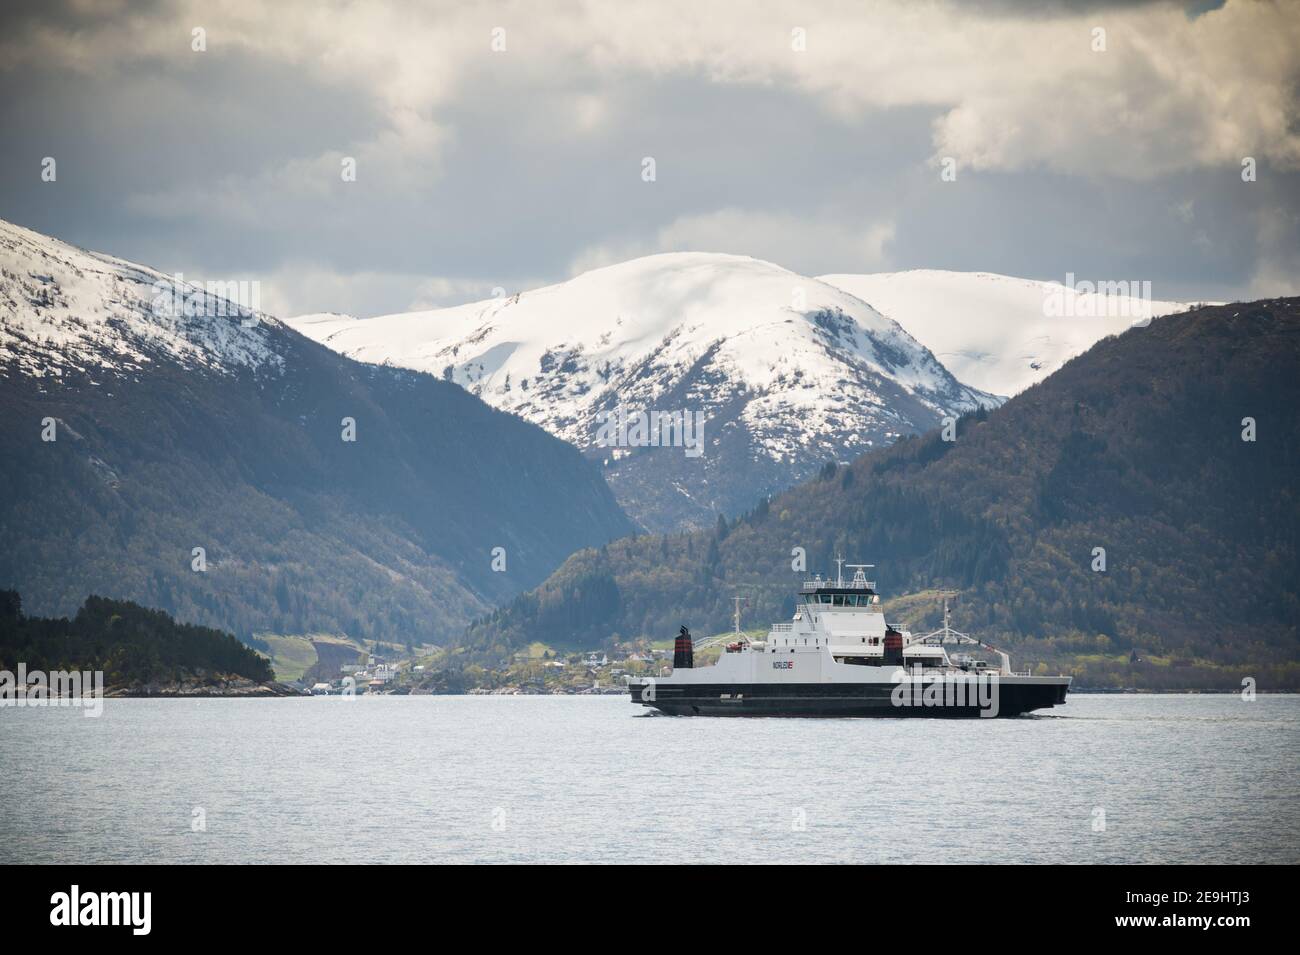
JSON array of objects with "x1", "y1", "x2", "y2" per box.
[
  {"x1": 0, "y1": 590, "x2": 274, "y2": 686},
  {"x1": 467, "y1": 300, "x2": 1300, "y2": 686}
]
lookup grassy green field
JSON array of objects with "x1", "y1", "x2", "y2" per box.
[{"x1": 258, "y1": 632, "x2": 365, "y2": 682}]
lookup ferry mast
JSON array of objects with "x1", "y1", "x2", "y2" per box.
[{"x1": 910, "y1": 590, "x2": 1012, "y2": 675}]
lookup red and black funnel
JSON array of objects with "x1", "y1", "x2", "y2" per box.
[
  {"x1": 884, "y1": 626, "x2": 904, "y2": 666},
  {"x1": 673, "y1": 625, "x2": 694, "y2": 669}
]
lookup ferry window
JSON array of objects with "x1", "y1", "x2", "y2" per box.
[{"x1": 832, "y1": 595, "x2": 844, "y2": 606}]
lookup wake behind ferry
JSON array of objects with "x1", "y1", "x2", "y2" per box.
[{"x1": 626, "y1": 562, "x2": 1070, "y2": 717}]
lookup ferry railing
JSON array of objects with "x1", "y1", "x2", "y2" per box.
[{"x1": 802, "y1": 580, "x2": 876, "y2": 590}]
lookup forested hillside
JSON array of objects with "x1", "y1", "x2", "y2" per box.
[{"x1": 0, "y1": 591, "x2": 274, "y2": 687}]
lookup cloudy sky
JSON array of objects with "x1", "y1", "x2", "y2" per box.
[{"x1": 1, "y1": 0, "x2": 1297, "y2": 318}]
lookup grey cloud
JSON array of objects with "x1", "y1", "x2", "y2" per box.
[{"x1": 0, "y1": 0, "x2": 1294, "y2": 317}]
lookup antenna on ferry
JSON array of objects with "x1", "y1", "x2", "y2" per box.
[
  {"x1": 845, "y1": 563, "x2": 875, "y2": 592},
  {"x1": 927, "y1": 589, "x2": 961, "y2": 641},
  {"x1": 732, "y1": 595, "x2": 746, "y2": 635},
  {"x1": 835, "y1": 555, "x2": 844, "y2": 587},
  {"x1": 913, "y1": 589, "x2": 1013, "y2": 676}
]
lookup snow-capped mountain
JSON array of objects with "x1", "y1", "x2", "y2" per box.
[
  {"x1": 0, "y1": 217, "x2": 634, "y2": 642},
  {"x1": 288, "y1": 253, "x2": 998, "y2": 531},
  {"x1": 818, "y1": 270, "x2": 1194, "y2": 397},
  {"x1": 0, "y1": 218, "x2": 287, "y2": 381}
]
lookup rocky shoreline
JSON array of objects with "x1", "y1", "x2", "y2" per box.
[{"x1": 105, "y1": 674, "x2": 305, "y2": 698}]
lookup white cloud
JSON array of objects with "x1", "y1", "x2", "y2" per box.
[
  {"x1": 240, "y1": 264, "x2": 484, "y2": 319},
  {"x1": 577, "y1": 0, "x2": 1300, "y2": 178},
  {"x1": 6, "y1": 0, "x2": 1297, "y2": 184},
  {"x1": 660, "y1": 209, "x2": 895, "y2": 272},
  {"x1": 1244, "y1": 205, "x2": 1300, "y2": 299},
  {"x1": 568, "y1": 208, "x2": 895, "y2": 277}
]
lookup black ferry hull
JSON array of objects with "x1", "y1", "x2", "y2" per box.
[{"x1": 627, "y1": 678, "x2": 1068, "y2": 718}]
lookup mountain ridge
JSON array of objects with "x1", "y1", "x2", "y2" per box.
[
  {"x1": 288, "y1": 252, "x2": 999, "y2": 532},
  {"x1": 0, "y1": 217, "x2": 636, "y2": 643},
  {"x1": 819, "y1": 268, "x2": 1194, "y2": 397}
]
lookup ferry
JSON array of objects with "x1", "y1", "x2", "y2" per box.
[{"x1": 626, "y1": 562, "x2": 1070, "y2": 717}]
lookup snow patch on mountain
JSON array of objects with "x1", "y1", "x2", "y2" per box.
[
  {"x1": 818, "y1": 270, "x2": 1194, "y2": 397},
  {"x1": 0, "y1": 218, "x2": 286, "y2": 380},
  {"x1": 289, "y1": 253, "x2": 996, "y2": 461}
]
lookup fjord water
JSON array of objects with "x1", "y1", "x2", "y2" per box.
[{"x1": 2, "y1": 695, "x2": 1296, "y2": 864}]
